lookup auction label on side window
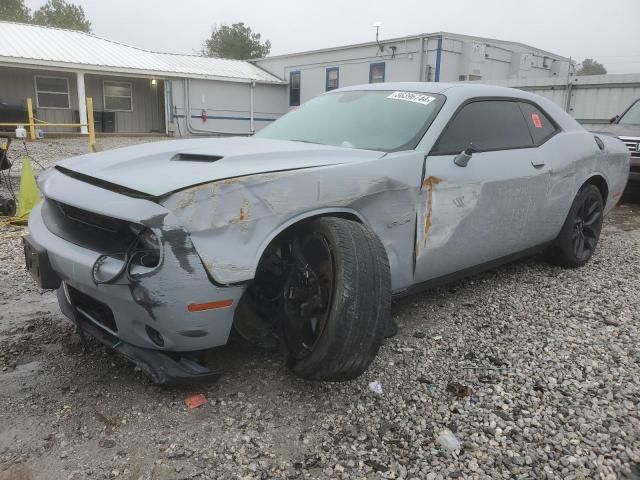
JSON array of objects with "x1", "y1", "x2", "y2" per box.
[{"x1": 387, "y1": 91, "x2": 435, "y2": 105}]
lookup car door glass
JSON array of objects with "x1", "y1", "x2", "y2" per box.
[
  {"x1": 432, "y1": 100, "x2": 534, "y2": 154},
  {"x1": 519, "y1": 102, "x2": 559, "y2": 145}
]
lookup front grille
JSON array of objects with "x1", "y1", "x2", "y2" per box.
[
  {"x1": 620, "y1": 137, "x2": 640, "y2": 158},
  {"x1": 58, "y1": 202, "x2": 126, "y2": 234},
  {"x1": 67, "y1": 285, "x2": 118, "y2": 333},
  {"x1": 43, "y1": 199, "x2": 137, "y2": 253}
]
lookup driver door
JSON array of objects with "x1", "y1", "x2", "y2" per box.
[{"x1": 414, "y1": 99, "x2": 551, "y2": 283}]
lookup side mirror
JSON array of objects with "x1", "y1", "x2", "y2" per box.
[
  {"x1": 453, "y1": 144, "x2": 478, "y2": 167},
  {"x1": 609, "y1": 115, "x2": 619, "y2": 124}
]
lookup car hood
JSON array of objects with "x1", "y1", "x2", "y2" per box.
[
  {"x1": 595, "y1": 124, "x2": 640, "y2": 138},
  {"x1": 55, "y1": 137, "x2": 383, "y2": 197}
]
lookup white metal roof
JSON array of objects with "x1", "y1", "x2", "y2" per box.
[
  {"x1": 260, "y1": 31, "x2": 569, "y2": 62},
  {"x1": 0, "y1": 21, "x2": 284, "y2": 84}
]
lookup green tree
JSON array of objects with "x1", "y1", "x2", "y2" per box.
[
  {"x1": 202, "y1": 22, "x2": 271, "y2": 60},
  {"x1": 33, "y1": 0, "x2": 91, "y2": 32},
  {"x1": 0, "y1": 0, "x2": 31, "y2": 23},
  {"x1": 577, "y1": 58, "x2": 607, "y2": 76}
]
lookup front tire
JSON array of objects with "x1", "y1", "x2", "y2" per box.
[
  {"x1": 545, "y1": 184, "x2": 604, "y2": 267},
  {"x1": 280, "y1": 217, "x2": 391, "y2": 381}
]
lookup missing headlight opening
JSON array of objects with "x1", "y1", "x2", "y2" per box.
[
  {"x1": 129, "y1": 224, "x2": 161, "y2": 267},
  {"x1": 90, "y1": 225, "x2": 161, "y2": 285}
]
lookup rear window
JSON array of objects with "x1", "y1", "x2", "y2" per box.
[
  {"x1": 519, "y1": 102, "x2": 559, "y2": 144},
  {"x1": 432, "y1": 100, "x2": 534, "y2": 154}
]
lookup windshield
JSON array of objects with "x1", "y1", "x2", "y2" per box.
[
  {"x1": 255, "y1": 90, "x2": 445, "y2": 152},
  {"x1": 619, "y1": 100, "x2": 640, "y2": 125}
]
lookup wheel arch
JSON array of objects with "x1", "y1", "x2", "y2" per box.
[
  {"x1": 253, "y1": 207, "x2": 368, "y2": 268},
  {"x1": 582, "y1": 173, "x2": 609, "y2": 207}
]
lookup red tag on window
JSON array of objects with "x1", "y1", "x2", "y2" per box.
[{"x1": 531, "y1": 113, "x2": 542, "y2": 128}]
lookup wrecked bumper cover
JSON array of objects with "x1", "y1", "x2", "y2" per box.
[
  {"x1": 27, "y1": 200, "x2": 244, "y2": 351},
  {"x1": 27, "y1": 172, "x2": 248, "y2": 383},
  {"x1": 57, "y1": 287, "x2": 221, "y2": 385}
]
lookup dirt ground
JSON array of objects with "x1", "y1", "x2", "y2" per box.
[{"x1": 0, "y1": 140, "x2": 639, "y2": 479}]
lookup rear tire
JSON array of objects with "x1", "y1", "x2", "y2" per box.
[
  {"x1": 280, "y1": 217, "x2": 391, "y2": 381},
  {"x1": 545, "y1": 184, "x2": 604, "y2": 267}
]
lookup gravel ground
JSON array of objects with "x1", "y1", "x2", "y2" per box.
[{"x1": 1, "y1": 138, "x2": 639, "y2": 479}]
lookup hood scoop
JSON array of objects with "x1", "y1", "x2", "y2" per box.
[{"x1": 171, "y1": 153, "x2": 223, "y2": 162}]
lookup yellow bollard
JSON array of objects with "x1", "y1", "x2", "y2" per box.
[
  {"x1": 86, "y1": 97, "x2": 96, "y2": 153},
  {"x1": 26, "y1": 98, "x2": 36, "y2": 141}
]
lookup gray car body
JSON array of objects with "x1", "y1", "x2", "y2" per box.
[
  {"x1": 596, "y1": 122, "x2": 640, "y2": 183},
  {"x1": 29, "y1": 82, "x2": 630, "y2": 353}
]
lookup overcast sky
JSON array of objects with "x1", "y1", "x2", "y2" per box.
[{"x1": 25, "y1": 0, "x2": 640, "y2": 74}]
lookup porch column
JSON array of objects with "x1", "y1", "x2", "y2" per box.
[{"x1": 76, "y1": 71, "x2": 88, "y2": 134}]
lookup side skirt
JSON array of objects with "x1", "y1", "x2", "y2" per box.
[{"x1": 392, "y1": 243, "x2": 551, "y2": 301}]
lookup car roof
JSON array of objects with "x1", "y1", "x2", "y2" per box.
[
  {"x1": 337, "y1": 81, "x2": 530, "y2": 98},
  {"x1": 334, "y1": 82, "x2": 583, "y2": 132}
]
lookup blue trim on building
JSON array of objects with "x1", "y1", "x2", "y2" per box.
[
  {"x1": 434, "y1": 36, "x2": 443, "y2": 82},
  {"x1": 326, "y1": 67, "x2": 339, "y2": 91},
  {"x1": 289, "y1": 70, "x2": 301, "y2": 106},
  {"x1": 369, "y1": 62, "x2": 386, "y2": 83},
  {"x1": 173, "y1": 114, "x2": 276, "y2": 122}
]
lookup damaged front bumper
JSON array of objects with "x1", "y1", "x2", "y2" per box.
[
  {"x1": 57, "y1": 285, "x2": 221, "y2": 385},
  {"x1": 26, "y1": 172, "x2": 247, "y2": 383}
]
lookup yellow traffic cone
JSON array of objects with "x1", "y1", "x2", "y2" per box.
[{"x1": 16, "y1": 157, "x2": 40, "y2": 222}]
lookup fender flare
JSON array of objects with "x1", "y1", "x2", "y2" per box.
[
  {"x1": 581, "y1": 172, "x2": 610, "y2": 205},
  {"x1": 251, "y1": 207, "x2": 369, "y2": 273}
]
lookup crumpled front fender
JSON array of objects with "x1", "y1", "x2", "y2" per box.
[{"x1": 161, "y1": 160, "x2": 421, "y2": 289}]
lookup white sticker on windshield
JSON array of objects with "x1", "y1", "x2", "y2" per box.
[{"x1": 387, "y1": 91, "x2": 435, "y2": 105}]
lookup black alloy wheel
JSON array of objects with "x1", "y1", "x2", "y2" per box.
[
  {"x1": 282, "y1": 232, "x2": 335, "y2": 359},
  {"x1": 279, "y1": 217, "x2": 391, "y2": 381},
  {"x1": 546, "y1": 184, "x2": 604, "y2": 267},
  {"x1": 572, "y1": 189, "x2": 603, "y2": 261}
]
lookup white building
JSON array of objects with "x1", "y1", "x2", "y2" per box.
[
  {"x1": 0, "y1": 21, "x2": 286, "y2": 136},
  {"x1": 255, "y1": 32, "x2": 572, "y2": 108}
]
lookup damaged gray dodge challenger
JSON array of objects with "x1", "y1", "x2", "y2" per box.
[{"x1": 24, "y1": 83, "x2": 630, "y2": 384}]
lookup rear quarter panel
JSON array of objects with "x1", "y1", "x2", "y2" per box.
[
  {"x1": 531, "y1": 95, "x2": 629, "y2": 216},
  {"x1": 575, "y1": 133, "x2": 630, "y2": 215}
]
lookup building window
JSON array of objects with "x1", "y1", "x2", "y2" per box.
[
  {"x1": 34, "y1": 76, "x2": 70, "y2": 109},
  {"x1": 459, "y1": 74, "x2": 481, "y2": 82},
  {"x1": 289, "y1": 71, "x2": 301, "y2": 106},
  {"x1": 369, "y1": 62, "x2": 385, "y2": 83},
  {"x1": 326, "y1": 67, "x2": 339, "y2": 91},
  {"x1": 104, "y1": 81, "x2": 133, "y2": 111}
]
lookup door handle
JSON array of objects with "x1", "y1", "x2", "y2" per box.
[{"x1": 531, "y1": 157, "x2": 545, "y2": 168}]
